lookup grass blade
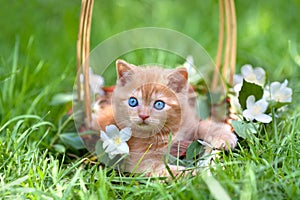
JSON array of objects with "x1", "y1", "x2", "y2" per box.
[{"x1": 202, "y1": 173, "x2": 231, "y2": 200}]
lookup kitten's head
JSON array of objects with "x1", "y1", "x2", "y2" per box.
[{"x1": 112, "y1": 59, "x2": 188, "y2": 138}]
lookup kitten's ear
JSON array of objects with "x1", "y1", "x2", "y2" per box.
[
  {"x1": 116, "y1": 59, "x2": 136, "y2": 86},
  {"x1": 167, "y1": 67, "x2": 188, "y2": 93},
  {"x1": 116, "y1": 59, "x2": 136, "y2": 78}
]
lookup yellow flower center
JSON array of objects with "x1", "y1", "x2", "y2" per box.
[
  {"x1": 252, "y1": 105, "x2": 262, "y2": 115},
  {"x1": 247, "y1": 73, "x2": 256, "y2": 82},
  {"x1": 274, "y1": 93, "x2": 288, "y2": 102},
  {"x1": 114, "y1": 137, "x2": 121, "y2": 145}
]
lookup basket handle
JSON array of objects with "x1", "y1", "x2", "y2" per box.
[
  {"x1": 76, "y1": 0, "x2": 94, "y2": 128},
  {"x1": 212, "y1": 0, "x2": 237, "y2": 91}
]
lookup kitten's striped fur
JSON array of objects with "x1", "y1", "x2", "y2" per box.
[{"x1": 94, "y1": 60, "x2": 237, "y2": 176}]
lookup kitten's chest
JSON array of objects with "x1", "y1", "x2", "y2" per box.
[{"x1": 127, "y1": 136, "x2": 169, "y2": 153}]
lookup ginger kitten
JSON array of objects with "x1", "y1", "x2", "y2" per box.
[{"x1": 99, "y1": 59, "x2": 237, "y2": 176}]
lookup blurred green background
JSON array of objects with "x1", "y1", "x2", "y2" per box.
[
  {"x1": 0, "y1": 2, "x2": 299, "y2": 198},
  {"x1": 0, "y1": 0, "x2": 299, "y2": 122}
]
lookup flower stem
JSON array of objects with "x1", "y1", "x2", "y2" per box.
[{"x1": 272, "y1": 108, "x2": 278, "y2": 144}]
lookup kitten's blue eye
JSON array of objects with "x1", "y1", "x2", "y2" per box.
[
  {"x1": 128, "y1": 97, "x2": 138, "y2": 107},
  {"x1": 153, "y1": 100, "x2": 165, "y2": 110}
]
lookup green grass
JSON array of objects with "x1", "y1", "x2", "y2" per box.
[{"x1": 1, "y1": 0, "x2": 300, "y2": 199}]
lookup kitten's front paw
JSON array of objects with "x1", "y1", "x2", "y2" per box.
[
  {"x1": 205, "y1": 124, "x2": 237, "y2": 150},
  {"x1": 197, "y1": 120, "x2": 238, "y2": 150},
  {"x1": 210, "y1": 131, "x2": 237, "y2": 150}
]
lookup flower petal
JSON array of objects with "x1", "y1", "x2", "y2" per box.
[
  {"x1": 280, "y1": 87, "x2": 292, "y2": 96},
  {"x1": 255, "y1": 114, "x2": 272, "y2": 123},
  {"x1": 233, "y1": 83, "x2": 243, "y2": 94},
  {"x1": 233, "y1": 74, "x2": 243, "y2": 85},
  {"x1": 120, "y1": 127, "x2": 132, "y2": 141},
  {"x1": 183, "y1": 55, "x2": 194, "y2": 71},
  {"x1": 255, "y1": 99, "x2": 269, "y2": 113},
  {"x1": 116, "y1": 142, "x2": 130, "y2": 154},
  {"x1": 281, "y1": 79, "x2": 288, "y2": 88},
  {"x1": 246, "y1": 95, "x2": 255, "y2": 109},
  {"x1": 281, "y1": 88, "x2": 292, "y2": 102},
  {"x1": 100, "y1": 131, "x2": 110, "y2": 141},
  {"x1": 103, "y1": 138, "x2": 114, "y2": 150},
  {"x1": 108, "y1": 153, "x2": 116, "y2": 159},
  {"x1": 241, "y1": 64, "x2": 253, "y2": 77},
  {"x1": 105, "y1": 125, "x2": 120, "y2": 138},
  {"x1": 105, "y1": 142, "x2": 117, "y2": 153},
  {"x1": 270, "y1": 81, "x2": 281, "y2": 93},
  {"x1": 270, "y1": 80, "x2": 293, "y2": 103},
  {"x1": 263, "y1": 88, "x2": 271, "y2": 101},
  {"x1": 253, "y1": 67, "x2": 265, "y2": 80},
  {"x1": 243, "y1": 109, "x2": 254, "y2": 121}
]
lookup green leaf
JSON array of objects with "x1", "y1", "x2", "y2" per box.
[
  {"x1": 50, "y1": 93, "x2": 73, "y2": 105},
  {"x1": 95, "y1": 140, "x2": 110, "y2": 164},
  {"x1": 186, "y1": 140, "x2": 204, "y2": 161},
  {"x1": 53, "y1": 144, "x2": 66, "y2": 153},
  {"x1": 208, "y1": 92, "x2": 226, "y2": 104},
  {"x1": 231, "y1": 120, "x2": 257, "y2": 139},
  {"x1": 59, "y1": 132, "x2": 85, "y2": 150},
  {"x1": 196, "y1": 95, "x2": 210, "y2": 119},
  {"x1": 95, "y1": 140, "x2": 105, "y2": 156},
  {"x1": 238, "y1": 80, "x2": 263, "y2": 110},
  {"x1": 95, "y1": 140, "x2": 122, "y2": 167}
]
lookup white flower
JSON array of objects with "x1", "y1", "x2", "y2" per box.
[
  {"x1": 242, "y1": 95, "x2": 272, "y2": 123},
  {"x1": 80, "y1": 68, "x2": 104, "y2": 95},
  {"x1": 240, "y1": 64, "x2": 266, "y2": 86},
  {"x1": 229, "y1": 94, "x2": 242, "y2": 113},
  {"x1": 233, "y1": 74, "x2": 243, "y2": 85},
  {"x1": 233, "y1": 74, "x2": 243, "y2": 94},
  {"x1": 182, "y1": 55, "x2": 202, "y2": 84},
  {"x1": 233, "y1": 64, "x2": 265, "y2": 94},
  {"x1": 183, "y1": 55, "x2": 194, "y2": 70},
  {"x1": 262, "y1": 85, "x2": 271, "y2": 101},
  {"x1": 269, "y1": 79, "x2": 292, "y2": 103},
  {"x1": 92, "y1": 99, "x2": 101, "y2": 113},
  {"x1": 100, "y1": 125, "x2": 131, "y2": 159}
]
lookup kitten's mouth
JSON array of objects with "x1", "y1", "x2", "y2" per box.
[
  {"x1": 136, "y1": 121, "x2": 152, "y2": 129},
  {"x1": 132, "y1": 122, "x2": 159, "y2": 137},
  {"x1": 138, "y1": 121, "x2": 148, "y2": 126}
]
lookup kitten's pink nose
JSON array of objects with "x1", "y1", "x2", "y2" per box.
[{"x1": 139, "y1": 114, "x2": 149, "y2": 121}]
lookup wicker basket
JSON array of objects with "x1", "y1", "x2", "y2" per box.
[{"x1": 76, "y1": 0, "x2": 237, "y2": 154}]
